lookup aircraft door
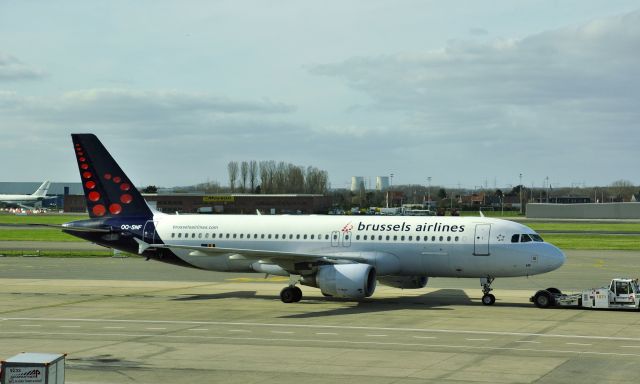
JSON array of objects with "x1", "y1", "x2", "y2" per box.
[
  {"x1": 473, "y1": 224, "x2": 491, "y2": 256},
  {"x1": 143, "y1": 220, "x2": 158, "y2": 244},
  {"x1": 330, "y1": 231, "x2": 351, "y2": 247}
]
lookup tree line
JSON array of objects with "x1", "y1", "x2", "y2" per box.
[{"x1": 228, "y1": 160, "x2": 329, "y2": 194}]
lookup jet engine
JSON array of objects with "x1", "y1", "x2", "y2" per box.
[
  {"x1": 309, "y1": 264, "x2": 377, "y2": 299},
  {"x1": 378, "y1": 275, "x2": 428, "y2": 289}
]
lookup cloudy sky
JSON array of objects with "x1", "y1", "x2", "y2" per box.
[{"x1": 1, "y1": 1, "x2": 638, "y2": 190}]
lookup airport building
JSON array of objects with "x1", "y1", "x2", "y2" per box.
[{"x1": 63, "y1": 193, "x2": 332, "y2": 214}]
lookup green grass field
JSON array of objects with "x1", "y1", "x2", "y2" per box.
[
  {"x1": 0, "y1": 213, "x2": 88, "y2": 225},
  {"x1": 0, "y1": 228, "x2": 83, "y2": 242}
]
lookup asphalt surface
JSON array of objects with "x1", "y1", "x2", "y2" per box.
[{"x1": 2, "y1": 250, "x2": 640, "y2": 383}]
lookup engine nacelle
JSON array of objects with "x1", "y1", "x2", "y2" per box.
[
  {"x1": 379, "y1": 275, "x2": 428, "y2": 289},
  {"x1": 313, "y1": 264, "x2": 377, "y2": 299}
]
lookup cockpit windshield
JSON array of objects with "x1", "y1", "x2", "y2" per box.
[{"x1": 511, "y1": 233, "x2": 544, "y2": 243}]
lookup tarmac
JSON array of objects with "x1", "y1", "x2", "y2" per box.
[{"x1": 1, "y1": 250, "x2": 640, "y2": 384}]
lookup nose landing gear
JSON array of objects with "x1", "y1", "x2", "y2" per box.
[{"x1": 481, "y1": 276, "x2": 496, "y2": 305}]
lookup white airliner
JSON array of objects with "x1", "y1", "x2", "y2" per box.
[
  {"x1": 62, "y1": 134, "x2": 565, "y2": 305},
  {"x1": 0, "y1": 181, "x2": 50, "y2": 207}
]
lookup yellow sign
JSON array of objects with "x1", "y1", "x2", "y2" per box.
[{"x1": 203, "y1": 195, "x2": 235, "y2": 203}]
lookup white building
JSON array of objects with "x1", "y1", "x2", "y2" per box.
[
  {"x1": 351, "y1": 176, "x2": 365, "y2": 192},
  {"x1": 376, "y1": 176, "x2": 390, "y2": 191}
]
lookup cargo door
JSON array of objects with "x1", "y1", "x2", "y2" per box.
[{"x1": 473, "y1": 224, "x2": 491, "y2": 256}]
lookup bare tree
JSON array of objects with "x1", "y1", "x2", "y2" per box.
[
  {"x1": 227, "y1": 161, "x2": 239, "y2": 192},
  {"x1": 249, "y1": 160, "x2": 258, "y2": 192},
  {"x1": 240, "y1": 161, "x2": 248, "y2": 193}
]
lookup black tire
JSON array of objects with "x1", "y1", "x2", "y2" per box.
[
  {"x1": 280, "y1": 287, "x2": 295, "y2": 303},
  {"x1": 482, "y1": 293, "x2": 496, "y2": 305},
  {"x1": 292, "y1": 286, "x2": 303, "y2": 302},
  {"x1": 546, "y1": 287, "x2": 562, "y2": 295},
  {"x1": 534, "y1": 290, "x2": 552, "y2": 308}
]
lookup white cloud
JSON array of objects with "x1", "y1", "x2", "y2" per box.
[{"x1": 0, "y1": 53, "x2": 45, "y2": 81}]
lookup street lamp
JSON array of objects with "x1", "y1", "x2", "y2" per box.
[
  {"x1": 519, "y1": 173, "x2": 523, "y2": 215},
  {"x1": 427, "y1": 177, "x2": 432, "y2": 210}
]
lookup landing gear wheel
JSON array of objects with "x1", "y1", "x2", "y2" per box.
[
  {"x1": 480, "y1": 276, "x2": 496, "y2": 305},
  {"x1": 292, "y1": 286, "x2": 302, "y2": 302},
  {"x1": 280, "y1": 286, "x2": 303, "y2": 303},
  {"x1": 482, "y1": 293, "x2": 496, "y2": 305}
]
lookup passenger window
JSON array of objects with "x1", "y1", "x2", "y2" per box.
[
  {"x1": 304, "y1": 234, "x2": 308, "y2": 239},
  {"x1": 325, "y1": 234, "x2": 329, "y2": 240},
  {"x1": 205, "y1": 233, "x2": 209, "y2": 239},
  {"x1": 416, "y1": 236, "x2": 420, "y2": 242},
  {"x1": 226, "y1": 234, "x2": 230, "y2": 239},
  {"x1": 191, "y1": 233, "x2": 196, "y2": 238},
  {"x1": 447, "y1": 236, "x2": 451, "y2": 241},
  {"x1": 424, "y1": 236, "x2": 428, "y2": 241},
  {"x1": 212, "y1": 233, "x2": 216, "y2": 239},
  {"x1": 455, "y1": 236, "x2": 459, "y2": 241},
  {"x1": 275, "y1": 234, "x2": 279, "y2": 239},
  {"x1": 363, "y1": 235, "x2": 368, "y2": 240},
  {"x1": 240, "y1": 234, "x2": 244, "y2": 239},
  {"x1": 393, "y1": 235, "x2": 397, "y2": 241},
  {"x1": 356, "y1": 235, "x2": 360, "y2": 240},
  {"x1": 521, "y1": 234, "x2": 532, "y2": 243},
  {"x1": 378, "y1": 235, "x2": 383, "y2": 240},
  {"x1": 511, "y1": 234, "x2": 519, "y2": 243},
  {"x1": 268, "y1": 234, "x2": 272, "y2": 239},
  {"x1": 233, "y1": 234, "x2": 237, "y2": 239},
  {"x1": 332, "y1": 234, "x2": 337, "y2": 240},
  {"x1": 198, "y1": 233, "x2": 202, "y2": 239},
  {"x1": 344, "y1": 235, "x2": 349, "y2": 240},
  {"x1": 261, "y1": 234, "x2": 265, "y2": 239},
  {"x1": 297, "y1": 234, "x2": 301, "y2": 239},
  {"x1": 408, "y1": 236, "x2": 412, "y2": 241},
  {"x1": 184, "y1": 233, "x2": 188, "y2": 238},
  {"x1": 386, "y1": 235, "x2": 390, "y2": 241},
  {"x1": 432, "y1": 236, "x2": 436, "y2": 241},
  {"x1": 171, "y1": 233, "x2": 175, "y2": 238},
  {"x1": 178, "y1": 233, "x2": 182, "y2": 238},
  {"x1": 311, "y1": 235, "x2": 315, "y2": 240},
  {"x1": 290, "y1": 234, "x2": 294, "y2": 239},
  {"x1": 254, "y1": 234, "x2": 258, "y2": 239},
  {"x1": 401, "y1": 236, "x2": 405, "y2": 241},
  {"x1": 439, "y1": 236, "x2": 443, "y2": 241}
]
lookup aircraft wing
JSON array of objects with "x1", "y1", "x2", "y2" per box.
[{"x1": 134, "y1": 238, "x2": 370, "y2": 266}]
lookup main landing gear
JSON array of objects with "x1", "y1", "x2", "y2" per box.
[
  {"x1": 480, "y1": 276, "x2": 496, "y2": 305},
  {"x1": 280, "y1": 286, "x2": 302, "y2": 303},
  {"x1": 280, "y1": 274, "x2": 303, "y2": 303}
]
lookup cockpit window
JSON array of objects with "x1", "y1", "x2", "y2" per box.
[
  {"x1": 511, "y1": 234, "x2": 519, "y2": 243},
  {"x1": 520, "y1": 234, "x2": 532, "y2": 243},
  {"x1": 531, "y1": 234, "x2": 544, "y2": 242}
]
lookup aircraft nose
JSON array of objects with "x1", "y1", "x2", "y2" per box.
[{"x1": 542, "y1": 244, "x2": 565, "y2": 271}]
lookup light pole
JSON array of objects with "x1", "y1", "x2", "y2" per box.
[
  {"x1": 427, "y1": 176, "x2": 432, "y2": 210},
  {"x1": 519, "y1": 173, "x2": 523, "y2": 215}
]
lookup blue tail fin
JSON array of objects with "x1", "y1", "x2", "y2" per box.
[{"x1": 72, "y1": 134, "x2": 152, "y2": 219}]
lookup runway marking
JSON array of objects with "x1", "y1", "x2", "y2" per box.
[
  {"x1": 316, "y1": 332, "x2": 338, "y2": 335},
  {"x1": 228, "y1": 330, "x2": 251, "y2": 333},
  {"x1": 2, "y1": 330, "x2": 640, "y2": 358},
  {"x1": 466, "y1": 338, "x2": 490, "y2": 341},
  {"x1": 188, "y1": 328, "x2": 209, "y2": 331},
  {"x1": 413, "y1": 336, "x2": 437, "y2": 340},
  {"x1": 566, "y1": 343, "x2": 591, "y2": 346},
  {"x1": 366, "y1": 334, "x2": 388, "y2": 337},
  {"x1": 271, "y1": 331, "x2": 294, "y2": 334},
  {"x1": 146, "y1": 327, "x2": 166, "y2": 330},
  {"x1": 19, "y1": 325, "x2": 41, "y2": 327},
  {"x1": 104, "y1": 327, "x2": 124, "y2": 329},
  {"x1": 516, "y1": 341, "x2": 540, "y2": 344},
  {"x1": 59, "y1": 325, "x2": 81, "y2": 328},
  {"x1": 621, "y1": 346, "x2": 640, "y2": 348},
  {"x1": 3, "y1": 317, "x2": 638, "y2": 343}
]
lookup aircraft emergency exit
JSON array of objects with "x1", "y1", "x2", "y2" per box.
[{"x1": 61, "y1": 134, "x2": 565, "y2": 305}]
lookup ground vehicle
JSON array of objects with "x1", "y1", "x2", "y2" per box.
[{"x1": 531, "y1": 278, "x2": 640, "y2": 309}]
